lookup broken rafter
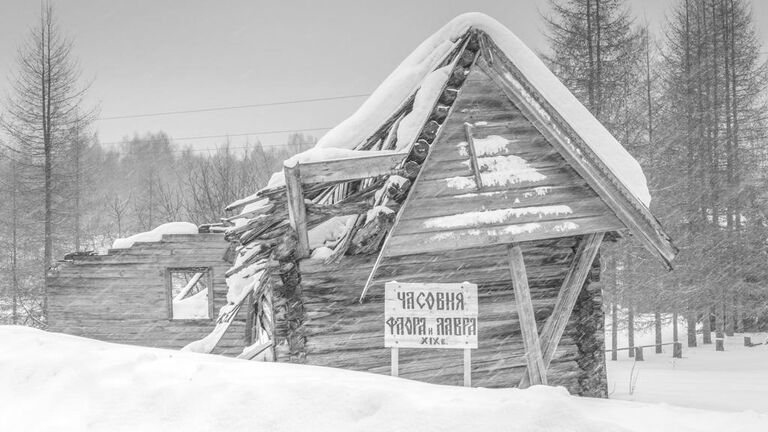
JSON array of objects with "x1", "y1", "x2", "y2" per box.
[{"x1": 284, "y1": 162, "x2": 310, "y2": 258}]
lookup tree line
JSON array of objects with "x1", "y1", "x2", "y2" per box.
[
  {"x1": 0, "y1": 3, "x2": 314, "y2": 325},
  {"x1": 544, "y1": 0, "x2": 768, "y2": 348}
]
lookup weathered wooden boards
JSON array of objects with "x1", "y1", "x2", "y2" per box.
[
  {"x1": 295, "y1": 237, "x2": 608, "y2": 396},
  {"x1": 519, "y1": 232, "x2": 604, "y2": 388},
  {"x1": 284, "y1": 163, "x2": 310, "y2": 258},
  {"x1": 477, "y1": 37, "x2": 676, "y2": 267},
  {"x1": 47, "y1": 234, "x2": 247, "y2": 356},
  {"x1": 299, "y1": 151, "x2": 409, "y2": 184},
  {"x1": 380, "y1": 65, "x2": 622, "y2": 258}
]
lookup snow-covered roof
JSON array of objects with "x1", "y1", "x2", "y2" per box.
[{"x1": 290, "y1": 12, "x2": 651, "y2": 206}]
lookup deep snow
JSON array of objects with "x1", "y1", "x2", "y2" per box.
[
  {"x1": 0, "y1": 326, "x2": 765, "y2": 432},
  {"x1": 606, "y1": 317, "x2": 768, "y2": 413}
]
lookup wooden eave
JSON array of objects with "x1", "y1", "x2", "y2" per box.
[{"x1": 475, "y1": 31, "x2": 677, "y2": 269}]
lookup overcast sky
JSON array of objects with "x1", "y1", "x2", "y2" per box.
[{"x1": 1, "y1": 0, "x2": 766, "y2": 154}]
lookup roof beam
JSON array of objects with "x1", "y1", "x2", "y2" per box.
[{"x1": 298, "y1": 151, "x2": 409, "y2": 184}]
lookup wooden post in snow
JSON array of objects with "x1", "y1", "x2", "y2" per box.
[
  {"x1": 464, "y1": 348, "x2": 471, "y2": 387},
  {"x1": 284, "y1": 162, "x2": 310, "y2": 258},
  {"x1": 507, "y1": 244, "x2": 547, "y2": 387},
  {"x1": 391, "y1": 347, "x2": 399, "y2": 377}
]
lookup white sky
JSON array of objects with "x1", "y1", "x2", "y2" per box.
[{"x1": 1, "y1": 0, "x2": 766, "y2": 154}]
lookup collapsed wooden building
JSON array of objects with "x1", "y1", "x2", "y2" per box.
[
  {"x1": 47, "y1": 227, "x2": 248, "y2": 356},
  {"x1": 46, "y1": 13, "x2": 676, "y2": 397},
  {"x1": 205, "y1": 13, "x2": 677, "y2": 397}
]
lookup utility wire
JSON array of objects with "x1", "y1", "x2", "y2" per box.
[
  {"x1": 98, "y1": 94, "x2": 370, "y2": 120},
  {"x1": 98, "y1": 126, "x2": 333, "y2": 147}
]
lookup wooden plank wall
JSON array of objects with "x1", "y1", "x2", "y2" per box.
[
  {"x1": 288, "y1": 236, "x2": 608, "y2": 397},
  {"x1": 384, "y1": 65, "x2": 624, "y2": 257},
  {"x1": 47, "y1": 234, "x2": 247, "y2": 356}
]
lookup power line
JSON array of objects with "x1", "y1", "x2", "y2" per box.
[
  {"x1": 98, "y1": 126, "x2": 333, "y2": 147},
  {"x1": 97, "y1": 94, "x2": 370, "y2": 121}
]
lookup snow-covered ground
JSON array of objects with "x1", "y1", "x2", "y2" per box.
[
  {"x1": 0, "y1": 326, "x2": 766, "y2": 431},
  {"x1": 606, "y1": 318, "x2": 768, "y2": 413}
]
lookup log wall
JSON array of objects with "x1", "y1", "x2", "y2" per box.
[
  {"x1": 281, "y1": 236, "x2": 608, "y2": 397},
  {"x1": 47, "y1": 234, "x2": 246, "y2": 356}
]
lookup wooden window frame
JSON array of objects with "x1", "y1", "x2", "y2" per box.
[{"x1": 165, "y1": 266, "x2": 215, "y2": 321}]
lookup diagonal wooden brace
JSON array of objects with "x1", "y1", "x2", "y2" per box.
[
  {"x1": 507, "y1": 244, "x2": 548, "y2": 386},
  {"x1": 518, "y1": 232, "x2": 605, "y2": 388}
]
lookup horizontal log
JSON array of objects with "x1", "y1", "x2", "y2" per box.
[
  {"x1": 395, "y1": 196, "x2": 612, "y2": 235},
  {"x1": 384, "y1": 214, "x2": 622, "y2": 257},
  {"x1": 296, "y1": 151, "x2": 409, "y2": 184}
]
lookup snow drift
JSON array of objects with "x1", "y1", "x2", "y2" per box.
[
  {"x1": 0, "y1": 327, "x2": 765, "y2": 432},
  {"x1": 111, "y1": 222, "x2": 198, "y2": 249}
]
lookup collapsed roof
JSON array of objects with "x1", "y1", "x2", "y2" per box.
[{"x1": 190, "y1": 12, "x2": 677, "y2": 355}]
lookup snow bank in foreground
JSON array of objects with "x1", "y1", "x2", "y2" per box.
[
  {"x1": 0, "y1": 327, "x2": 765, "y2": 432},
  {"x1": 112, "y1": 222, "x2": 198, "y2": 249}
]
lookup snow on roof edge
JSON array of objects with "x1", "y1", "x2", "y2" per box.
[
  {"x1": 455, "y1": 13, "x2": 651, "y2": 206},
  {"x1": 321, "y1": 12, "x2": 651, "y2": 206},
  {"x1": 234, "y1": 12, "x2": 651, "y2": 211}
]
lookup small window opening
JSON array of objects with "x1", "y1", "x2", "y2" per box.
[{"x1": 167, "y1": 268, "x2": 213, "y2": 320}]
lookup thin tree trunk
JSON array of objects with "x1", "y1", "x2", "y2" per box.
[
  {"x1": 654, "y1": 311, "x2": 663, "y2": 353},
  {"x1": 673, "y1": 311, "x2": 679, "y2": 342},
  {"x1": 725, "y1": 290, "x2": 735, "y2": 336},
  {"x1": 11, "y1": 160, "x2": 19, "y2": 325},
  {"x1": 611, "y1": 300, "x2": 618, "y2": 361},
  {"x1": 702, "y1": 305, "x2": 712, "y2": 344},
  {"x1": 715, "y1": 301, "x2": 725, "y2": 338},
  {"x1": 687, "y1": 310, "x2": 698, "y2": 347},
  {"x1": 595, "y1": 0, "x2": 602, "y2": 117},
  {"x1": 74, "y1": 124, "x2": 81, "y2": 252},
  {"x1": 42, "y1": 7, "x2": 53, "y2": 322},
  {"x1": 628, "y1": 305, "x2": 635, "y2": 357},
  {"x1": 586, "y1": 0, "x2": 595, "y2": 111}
]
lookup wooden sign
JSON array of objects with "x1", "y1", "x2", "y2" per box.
[
  {"x1": 384, "y1": 281, "x2": 478, "y2": 349},
  {"x1": 384, "y1": 281, "x2": 478, "y2": 386}
]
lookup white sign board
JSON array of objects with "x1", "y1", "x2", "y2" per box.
[{"x1": 384, "y1": 281, "x2": 478, "y2": 349}]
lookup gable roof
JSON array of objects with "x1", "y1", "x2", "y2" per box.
[
  {"x1": 304, "y1": 13, "x2": 651, "y2": 207},
  {"x1": 225, "y1": 13, "x2": 677, "y2": 299}
]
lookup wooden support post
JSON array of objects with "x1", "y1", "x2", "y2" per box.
[
  {"x1": 284, "y1": 162, "x2": 310, "y2": 258},
  {"x1": 464, "y1": 348, "x2": 471, "y2": 387},
  {"x1": 519, "y1": 233, "x2": 604, "y2": 388},
  {"x1": 634, "y1": 346, "x2": 644, "y2": 361},
  {"x1": 673, "y1": 342, "x2": 683, "y2": 358},
  {"x1": 391, "y1": 347, "x2": 399, "y2": 377},
  {"x1": 507, "y1": 244, "x2": 547, "y2": 387}
]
